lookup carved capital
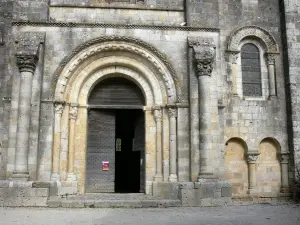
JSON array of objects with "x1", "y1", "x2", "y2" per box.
[
  {"x1": 54, "y1": 102, "x2": 64, "y2": 115},
  {"x1": 228, "y1": 51, "x2": 240, "y2": 64},
  {"x1": 279, "y1": 152, "x2": 290, "y2": 164},
  {"x1": 265, "y1": 53, "x2": 276, "y2": 65},
  {"x1": 69, "y1": 105, "x2": 78, "y2": 120},
  {"x1": 188, "y1": 37, "x2": 216, "y2": 77},
  {"x1": 15, "y1": 32, "x2": 44, "y2": 73},
  {"x1": 246, "y1": 152, "x2": 260, "y2": 163},
  {"x1": 153, "y1": 109, "x2": 162, "y2": 122},
  {"x1": 168, "y1": 107, "x2": 177, "y2": 118},
  {"x1": 16, "y1": 55, "x2": 38, "y2": 73}
]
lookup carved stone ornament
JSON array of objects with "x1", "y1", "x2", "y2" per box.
[
  {"x1": 279, "y1": 152, "x2": 290, "y2": 164},
  {"x1": 168, "y1": 107, "x2": 177, "y2": 118},
  {"x1": 16, "y1": 55, "x2": 38, "y2": 73},
  {"x1": 246, "y1": 152, "x2": 260, "y2": 163},
  {"x1": 54, "y1": 102, "x2": 64, "y2": 115},
  {"x1": 227, "y1": 26, "x2": 279, "y2": 53},
  {"x1": 188, "y1": 37, "x2": 216, "y2": 77},
  {"x1": 153, "y1": 108, "x2": 162, "y2": 122},
  {"x1": 53, "y1": 36, "x2": 180, "y2": 102},
  {"x1": 266, "y1": 53, "x2": 276, "y2": 65},
  {"x1": 15, "y1": 32, "x2": 44, "y2": 73},
  {"x1": 228, "y1": 51, "x2": 240, "y2": 64},
  {"x1": 69, "y1": 105, "x2": 78, "y2": 120}
]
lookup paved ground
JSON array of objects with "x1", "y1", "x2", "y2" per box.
[{"x1": 0, "y1": 204, "x2": 299, "y2": 225}]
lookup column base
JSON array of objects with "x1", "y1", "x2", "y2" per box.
[
  {"x1": 168, "y1": 174, "x2": 178, "y2": 182},
  {"x1": 153, "y1": 174, "x2": 163, "y2": 182},
  {"x1": 247, "y1": 188, "x2": 258, "y2": 195},
  {"x1": 280, "y1": 187, "x2": 290, "y2": 193},
  {"x1": 197, "y1": 172, "x2": 216, "y2": 181},
  {"x1": 51, "y1": 173, "x2": 60, "y2": 182},
  {"x1": 67, "y1": 173, "x2": 77, "y2": 181},
  {"x1": 10, "y1": 171, "x2": 30, "y2": 181}
]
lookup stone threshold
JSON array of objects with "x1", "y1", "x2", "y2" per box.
[{"x1": 47, "y1": 193, "x2": 181, "y2": 208}]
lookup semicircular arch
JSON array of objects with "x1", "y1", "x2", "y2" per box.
[
  {"x1": 77, "y1": 66, "x2": 157, "y2": 106},
  {"x1": 53, "y1": 36, "x2": 179, "y2": 104},
  {"x1": 227, "y1": 26, "x2": 279, "y2": 53}
]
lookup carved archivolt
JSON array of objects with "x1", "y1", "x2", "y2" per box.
[
  {"x1": 227, "y1": 26, "x2": 279, "y2": 53},
  {"x1": 53, "y1": 36, "x2": 179, "y2": 103}
]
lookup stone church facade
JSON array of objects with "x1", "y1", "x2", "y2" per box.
[{"x1": 0, "y1": 0, "x2": 299, "y2": 206}]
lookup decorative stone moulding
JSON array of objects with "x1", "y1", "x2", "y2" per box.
[
  {"x1": 12, "y1": 21, "x2": 220, "y2": 32},
  {"x1": 188, "y1": 37, "x2": 216, "y2": 77},
  {"x1": 53, "y1": 36, "x2": 180, "y2": 102},
  {"x1": 227, "y1": 25, "x2": 280, "y2": 54}
]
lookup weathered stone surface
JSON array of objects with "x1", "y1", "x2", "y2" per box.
[{"x1": 0, "y1": 0, "x2": 297, "y2": 206}]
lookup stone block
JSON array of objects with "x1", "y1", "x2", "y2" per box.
[
  {"x1": 198, "y1": 183, "x2": 215, "y2": 198},
  {"x1": 179, "y1": 182, "x2": 194, "y2": 189},
  {"x1": 141, "y1": 200, "x2": 158, "y2": 208},
  {"x1": 61, "y1": 199, "x2": 85, "y2": 208},
  {"x1": 179, "y1": 188, "x2": 196, "y2": 207},
  {"x1": 200, "y1": 198, "x2": 212, "y2": 207},
  {"x1": 222, "y1": 186, "x2": 232, "y2": 197},
  {"x1": 32, "y1": 181, "x2": 51, "y2": 188},
  {"x1": 152, "y1": 182, "x2": 179, "y2": 199}
]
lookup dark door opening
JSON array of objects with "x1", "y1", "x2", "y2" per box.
[
  {"x1": 115, "y1": 109, "x2": 145, "y2": 193},
  {"x1": 86, "y1": 77, "x2": 146, "y2": 193}
]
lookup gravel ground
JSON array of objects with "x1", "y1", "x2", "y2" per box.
[{"x1": 0, "y1": 204, "x2": 299, "y2": 225}]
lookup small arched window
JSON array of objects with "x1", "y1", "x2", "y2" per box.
[{"x1": 241, "y1": 44, "x2": 262, "y2": 96}]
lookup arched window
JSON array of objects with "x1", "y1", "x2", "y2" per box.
[{"x1": 241, "y1": 44, "x2": 262, "y2": 96}]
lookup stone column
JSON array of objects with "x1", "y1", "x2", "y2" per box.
[
  {"x1": 153, "y1": 106, "x2": 163, "y2": 182},
  {"x1": 279, "y1": 152, "x2": 290, "y2": 193},
  {"x1": 51, "y1": 102, "x2": 64, "y2": 181},
  {"x1": 12, "y1": 55, "x2": 38, "y2": 180},
  {"x1": 246, "y1": 152, "x2": 260, "y2": 194},
  {"x1": 168, "y1": 106, "x2": 177, "y2": 182},
  {"x1": 266, "y1": 53, "x2": 277, "y2": 97},
  {"x1": 229, "y1": 51, "x2": 239, "y2": 96},
  {"x1": 189, "y1": 37, "x2": 216, "y2": 180},
  {"x1": 67, "y1": 104, "x2": 78, "y2": 181}
]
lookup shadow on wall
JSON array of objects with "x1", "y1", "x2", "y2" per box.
[{"x1": 225, "y1": 137, "x2": 282, "y2": 197}]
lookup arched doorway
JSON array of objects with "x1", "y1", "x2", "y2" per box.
[
  {"x1": 85, "y1": 77, "x2": 146, "y2": 193},
  {"x1": 52, "y1": 37, "x2": 178, "y2": 195}
]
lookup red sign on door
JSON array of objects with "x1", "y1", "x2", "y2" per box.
[{"x1": 102, "y1": 161, "x2": 109, "y2": 171}]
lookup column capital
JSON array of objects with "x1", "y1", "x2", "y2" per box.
[
  {"x1": 54, "y1": 101, "x2": 64, "y2": 115},
  {"x1": 188, "y1": 37, "x2": 216, "y2": 77},
  {"x1": 15, "y1": 32, "x2": 44, "y2": 73},
  {"x1": 265, "y1": 53, "x2": 276, "y2": 65},
  {"x1": 69, "y1": 104, "x2": 78, "y2": 120},
  {"x1": 153, "y1": 108, "x2": 162, "y2": 122},
  {"x1": 278, "y1": 152, "x2": 290, "y2": 164},
  {"x1": 167, "y1": 107, "x2": 177, "y2": 118},
  {"x1": 227, "y1": 50, "x2": 240, "y2": 64},
  {"x1": 246, "y1": 152, "x2": 260, "y2": 163},
  {"x1": 16, "y1": 54, "x2": 39, "y2": 73}
]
